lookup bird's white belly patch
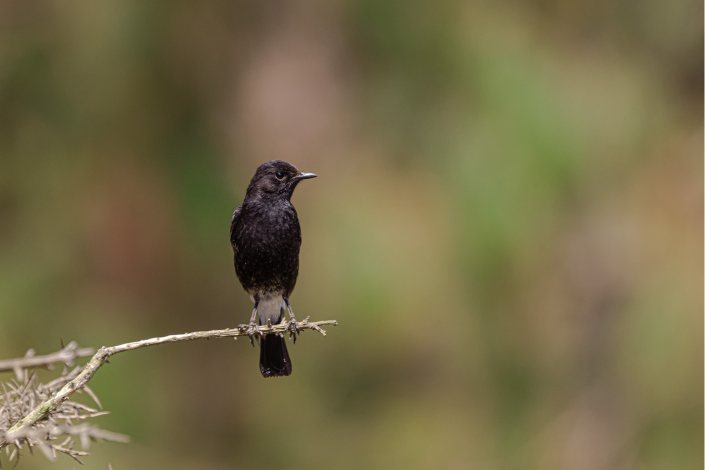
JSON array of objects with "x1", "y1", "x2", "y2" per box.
[{"x1": 256, "y1": 292, "x2": 285, "y2": 324}]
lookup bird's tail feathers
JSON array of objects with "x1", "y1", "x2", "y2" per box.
[{"x1": 259, "y1": 335, "x2": 292, "y2": 377}]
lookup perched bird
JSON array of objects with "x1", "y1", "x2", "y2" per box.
[{"x1": 230, "y1": 160, "x2": 317, "y2": 377}]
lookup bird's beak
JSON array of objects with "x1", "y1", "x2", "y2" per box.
[{"x1": 293, "y1": 172, "x2": 317, "y2": 181}]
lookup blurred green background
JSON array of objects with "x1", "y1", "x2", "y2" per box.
[{"x1": 0, "y1": 1, "x2": 702, "y2": 469}]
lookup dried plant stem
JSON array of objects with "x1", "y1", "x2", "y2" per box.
[
  {"x1": 0, "y1": 318, "x2": 336, "y2": 447},
  {"x1": 0, "y1": 342, "x2": 94, "y2": 374}
]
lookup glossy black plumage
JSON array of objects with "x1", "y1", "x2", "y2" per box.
[
  {"x1": 230, "y1": 160, "x2": 316, "y2": 377},
  {"x1": 260, "y1": 335, "x2": 291, "y2": 378}
]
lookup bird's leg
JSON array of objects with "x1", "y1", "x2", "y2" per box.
[
  {"x1": 284, "y1": 299, "x2": 299, "y2": 343},
  {"x1": 248, "y1": 301, "x2": 260, "y2": 347}
]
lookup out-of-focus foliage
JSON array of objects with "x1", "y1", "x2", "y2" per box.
[{"x1": 0, "y1": 0, "x2": 701, "y2": 468}]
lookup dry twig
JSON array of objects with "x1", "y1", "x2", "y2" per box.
[
  {"x1": 0, "y1": 317, "x2": 336, "y2": 464},
  {"x1": 0, "y1": 342, "x2": 94, "y2": 375}
]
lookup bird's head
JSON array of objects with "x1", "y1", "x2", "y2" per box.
[{"x1": 246, "y1": 160, "x2": 317, "y2": 200}]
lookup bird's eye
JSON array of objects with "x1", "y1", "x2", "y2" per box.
[{"x1": 275, "y1": 171, "x2": 286, "y2": 180}]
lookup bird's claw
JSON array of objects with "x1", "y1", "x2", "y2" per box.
[
  {"x1": 248, "y1": 321, "x2": 260, "y2": 347},
  {"x1": 288, "y1": 319, "x2": 299, "y2": 343}
]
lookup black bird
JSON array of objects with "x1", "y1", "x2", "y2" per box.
[{"x1": 230, "y1": 160, "x2": 317, "y2": 377}]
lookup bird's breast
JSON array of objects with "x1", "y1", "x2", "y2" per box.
[
  {"x1": 233, "y1": 203, "x2": 301, "y2": 294},
  {"x1": 244, "y1": 207, "x2": 300, "y2": 250}
]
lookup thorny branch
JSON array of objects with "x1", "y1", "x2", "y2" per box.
[
  {"x1": 0, "y1": 342, "x2": 94, "y2": 375},
  {"x1": 0, "y1": 367, "x2": 128, "y2": 466},
  {"x1": 0, "y1": 317, "x2": 336, "y2": 465}
]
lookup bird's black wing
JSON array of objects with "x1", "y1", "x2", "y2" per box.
[{"x1": 230, "y1": 206, "x2": 241, "y2": 252}]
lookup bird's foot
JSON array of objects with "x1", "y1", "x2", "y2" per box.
[
  {"x1": 288, "y1": 318, "x2": 299, "y2": 343},
  {"x1": 247, "y1": 321, "x2": 261, "y2": 347}
]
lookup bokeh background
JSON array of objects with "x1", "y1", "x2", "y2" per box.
[{"x1": 0, "y1": 1, "x2": 702, "y2": 469}]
